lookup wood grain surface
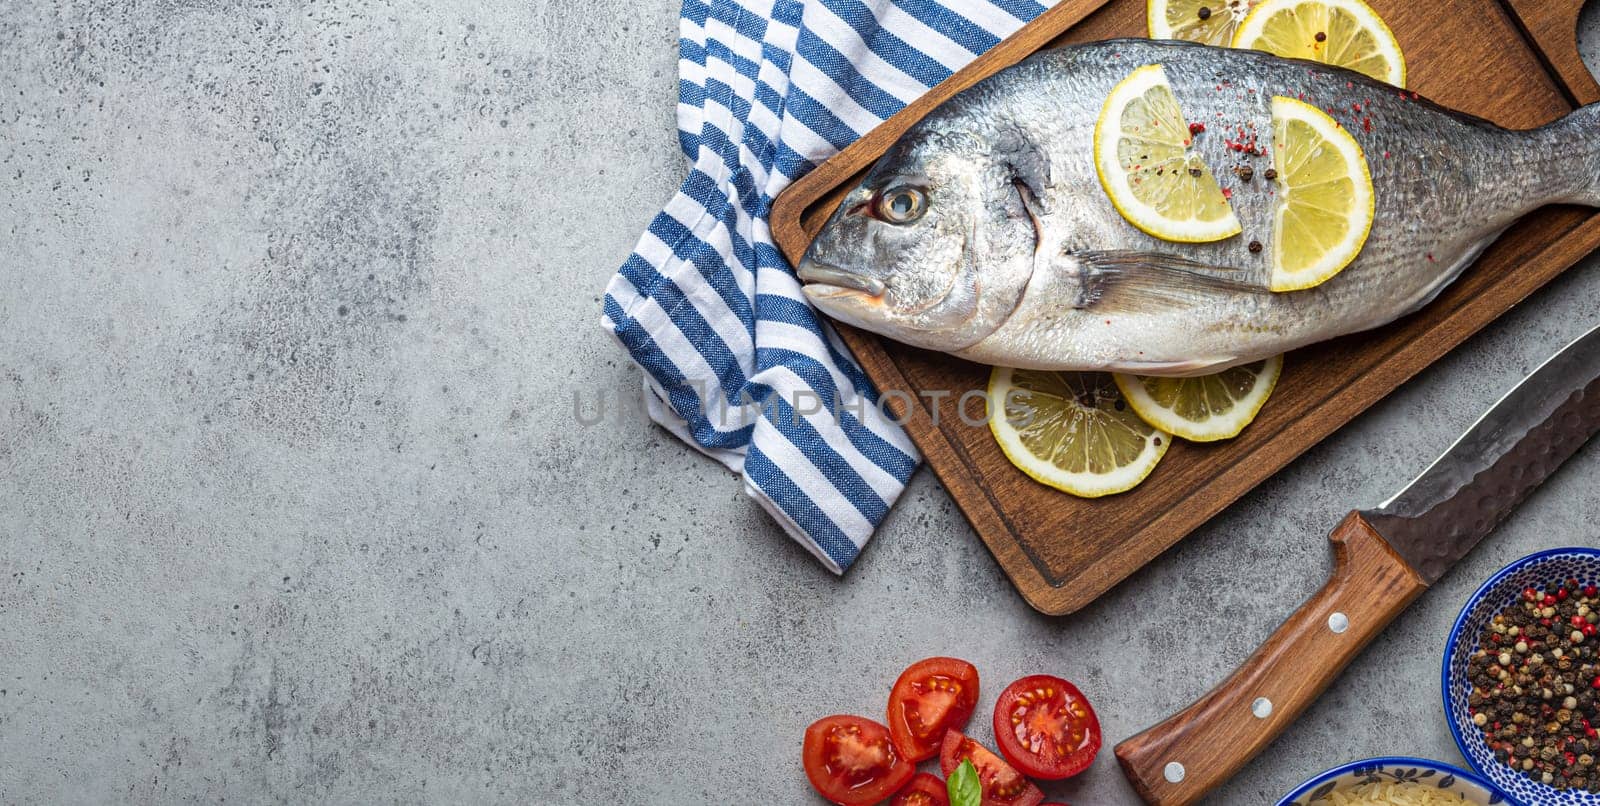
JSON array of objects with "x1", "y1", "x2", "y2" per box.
[
  {"x1": 770, "y1": 0, "x2": 1600, "y2": 615},
  {"x1": 1504, "y1": 0, "x2": 1600, "y2": 105}
]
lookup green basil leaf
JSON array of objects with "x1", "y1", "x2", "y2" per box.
[{"x1": 947, "y1": 758, "x2": 982, "y2": 806}]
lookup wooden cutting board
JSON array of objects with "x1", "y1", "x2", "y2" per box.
[{"x1": 770, "y1": 0, "x2": 1600, "y2": 614}]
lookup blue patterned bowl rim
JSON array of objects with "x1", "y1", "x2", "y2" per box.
[
  {"x1": 1275, "y1": 755, "x2": 1506, "y2": 806},
  {"x1": 1442, "y1": 547, "x2": 1600, "y2": 806}
]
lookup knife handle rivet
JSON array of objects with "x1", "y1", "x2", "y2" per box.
[
  {"x1": 1328, "y1": 612, "x2": 1349, "y2": 634},
  {"x1": 1252, "y1": 697, "x2": 1273, "y2": 719},
  {"x1": 1164, "y1": 762, "x2": 1186, "y2": 783}
]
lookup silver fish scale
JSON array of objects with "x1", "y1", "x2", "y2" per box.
[
  {"x1": 811, "y1": 39, "x2": 1600, "y2": 374},
  {"x1": 966, "y1": 40, "x2": 1576, "y2": 366}
]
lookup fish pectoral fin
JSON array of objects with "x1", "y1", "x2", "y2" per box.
[{"x1": 1069, "y1": 249, "x2": 1264, "y2": 311}]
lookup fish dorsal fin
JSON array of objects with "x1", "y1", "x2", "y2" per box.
[{"x1": 1069, "y1": 249, "x2": 1264, "y2": 311}]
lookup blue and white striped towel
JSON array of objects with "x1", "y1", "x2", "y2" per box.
[{"x1": 602, "y1": 0, "x2": 1052, "y2": 573}]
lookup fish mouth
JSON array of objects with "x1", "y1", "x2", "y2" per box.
[{"x1": 796, "y1": 261, "x2": 887, "y2": 298}]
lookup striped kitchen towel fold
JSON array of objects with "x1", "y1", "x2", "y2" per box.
[{"x1": 601, "y1": 0, "x2": 1052, "y2": 573}]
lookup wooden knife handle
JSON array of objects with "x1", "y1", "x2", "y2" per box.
[{"x1": 1114, "y1": 511, "x2": 1428, "y2": 805}]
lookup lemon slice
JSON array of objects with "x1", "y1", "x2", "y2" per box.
[
  {"x1": 1149, "y1": 0, "x2": 1260, "y2": 46},
  {"x1": 988, "y1": 368, "x2": 1171, "y2": 497},
  {"x1": 1232, "y1": 0, "x2": 1405, "y2": 86},
  {"x1": 1112, "y1": 355, "x2": 1283, "y2": 442},
  {"x1": 1094, "y1": 64, "x2": 1242, "y2": 243},
  {"x1": 1266, "y1": 95, "x2": 1373, "y2": 291}
]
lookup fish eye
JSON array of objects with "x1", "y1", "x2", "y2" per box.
[{"x1": 875, "y1": 186, "x2": 926, "y2": 224}]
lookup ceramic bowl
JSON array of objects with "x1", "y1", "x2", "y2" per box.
[
  {"x1": 1444, "y1": 547, "x2": 1600, "y2": 806},
  {"x1": 1277, "y1": 756, "x2": 1508, "y2": 805}
]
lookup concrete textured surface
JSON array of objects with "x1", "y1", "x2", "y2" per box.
[{"x1": 3, "y1": 1, "x2": 1600, "y2": 803}]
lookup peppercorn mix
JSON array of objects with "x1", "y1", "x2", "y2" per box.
[{"x1": 1467, "y1": 579, "x2": 1600, "y2": 792}]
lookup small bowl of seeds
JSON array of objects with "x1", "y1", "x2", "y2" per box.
[{"x1": 1444, "y1": 547, "x2": 1600, "y2": 806}]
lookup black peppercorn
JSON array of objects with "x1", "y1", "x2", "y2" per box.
[{"x1": 1470, "y1": 579, "x2": 1600, "y2": 791}]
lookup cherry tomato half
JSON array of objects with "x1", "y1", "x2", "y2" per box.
[
  {"x1": 939, "y1": 730, "x2": 1044, "y2": 806},
  {"x1": 890, "y1": 772, "x2": 950, "y2": 806},
  {"x1": 803, "y1": 715, "x2": 916, "y2": 805},
  {"x1": 887, "y1": 657, "x2": 981, "y2": 762},
  {"x1": 992, "y1": 675, "x2": 1101, "y2": 780}
]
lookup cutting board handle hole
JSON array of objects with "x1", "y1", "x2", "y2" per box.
[{"x1": 1581, "y1": 0, "x2": 1600, "y2": 84}]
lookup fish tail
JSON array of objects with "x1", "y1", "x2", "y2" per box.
[{"x1": 1540, "y1": 103, "x2": 1600, "y2": 207}]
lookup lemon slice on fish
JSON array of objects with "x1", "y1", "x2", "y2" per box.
[
  {"x1": 1094, "y1": 64, "x2": 1242, "y2": 243},
  {"x1": 1113, "y1": 355, "x2": 1283, "y2": 442},
  {"x1": 988, "y1": 368, "x2": 1171, "y2": 497},
  {"x1": 1232, "y1": 0, "x2": 1405, "y2": 86},
  {"x1": 1266, "y1": 95, "x2": 1374, "y2": 292},
  {"x1": 1148, "y1": 0, "x2": 1259, "y2": 46}
]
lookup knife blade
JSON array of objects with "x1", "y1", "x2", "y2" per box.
[
  {"x1": 1115, "y1": 323, "x2": 1600, "y2": 806},
  {"x1": 1363, "y1": 322, "x2": 1600, "y2": 582}
]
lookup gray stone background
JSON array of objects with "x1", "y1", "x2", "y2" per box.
[{"x1": 4, "y1": 1, "x2": 1600, "y2": 803}]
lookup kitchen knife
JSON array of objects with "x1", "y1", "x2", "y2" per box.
[{"x1": 1115, "y1": 322, "x2": 1600, "y2": 805}]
